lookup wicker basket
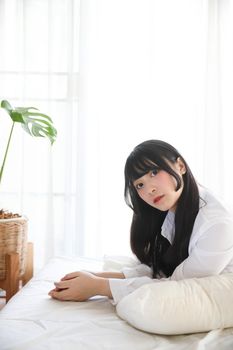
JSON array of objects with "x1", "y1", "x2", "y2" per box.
[{"x1": 0, "y1": 217, "x2": 28, "y2": 280}]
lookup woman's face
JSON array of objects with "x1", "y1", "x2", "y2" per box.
[{"x1": 133, "y1": 158, "x2": 186, "y2": 212}]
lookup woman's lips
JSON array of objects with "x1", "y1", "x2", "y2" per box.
[{"x1": 153, "y1": 195, "x2": 164, "y2": 204}]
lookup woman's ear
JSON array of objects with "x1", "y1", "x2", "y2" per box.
[{"x1": 176, "y1": 157, "x2": 186, "y2": 175}]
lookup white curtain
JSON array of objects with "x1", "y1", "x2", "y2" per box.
[
  {"x1": 77, "y1": 0, "x2": 233, "y2": 257},
  {"x1": 0, "y1": 0, "x2": 80, "y2": 269},
  {"x1": 0, "y1": 0, "x2": 233, "y2": 270}
]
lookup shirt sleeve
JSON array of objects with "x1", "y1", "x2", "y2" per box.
[
  {"x1": 109, "y1": 264, "x2": 155, "y2": 304},
  {"x1": 109, "y1": 276, "x2": 155, "y2": 304},
  {"x1": 109, "y1": 265, "x2": 169, "y2": 304},
  {"x1": 109, "y1": 221, "x2": 233, "y2": 304},
  {"x1": 122, "y1": 263, "x2": 153, "y2": 278},
  {"x1": 171, "y1": 221, "x2": 233, "y2": 280}
]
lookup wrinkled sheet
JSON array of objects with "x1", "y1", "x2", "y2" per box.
[{"x1": 0, "y1": 256, "x2": 233, "y2": 350}]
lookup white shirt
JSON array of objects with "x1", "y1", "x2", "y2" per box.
[{"x1": 109, "y1": 186, "x2": 233, "y2": 304}]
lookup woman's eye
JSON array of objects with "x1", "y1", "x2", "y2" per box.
[
  {"x1": 151, "y1": 168, "x2": 159, "y2": 176},
  {"x1": 135, "y1": 183, "x2": 143, "y2": 190}
]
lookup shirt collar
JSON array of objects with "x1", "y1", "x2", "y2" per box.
[
  {"x1": 161, "y1": 210, "x2": 175, "y2": 244},
  {"x1": 161, "y1": 188, "x2": 205, "y2": 244}
]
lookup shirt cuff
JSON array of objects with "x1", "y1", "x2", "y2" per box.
[{"x1": 109, "y1": 276, "x2": 153, "y2": 305}]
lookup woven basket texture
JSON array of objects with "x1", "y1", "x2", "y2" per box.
[{"x1": 0, "y1": 217, "x2": 28, "y2": 280}]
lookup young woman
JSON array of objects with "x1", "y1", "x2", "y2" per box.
[{"x1": 49, "y1": 140, "x2": 233, "y2": 304}]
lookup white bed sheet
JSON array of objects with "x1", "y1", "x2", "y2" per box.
[{"x1": 0, "y1": 256, "x2": 233, "y2": 350}]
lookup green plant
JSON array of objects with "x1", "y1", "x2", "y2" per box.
[{"x1": 0, "y1": 100, "x2": 57, "y2": 186}]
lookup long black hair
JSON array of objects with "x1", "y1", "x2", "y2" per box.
[{"x1": 124, "y1": 140, "x2": 199, "y2": 277}]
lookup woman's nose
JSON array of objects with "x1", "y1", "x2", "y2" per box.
[{"x1": 148, "y1": 186, "x2": 157, "y2": 195}]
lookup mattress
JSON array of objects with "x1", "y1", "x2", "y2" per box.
[{"x1": 0, "y1": 256, "x2": 233, "y2": 350}]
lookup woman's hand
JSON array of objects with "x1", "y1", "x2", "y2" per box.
[{"x1": 48, "y1": 271, "x2": 112, "y2": 301}]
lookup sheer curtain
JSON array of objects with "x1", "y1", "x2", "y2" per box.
[
  {"x1": 0, "y1": 0, "x2": 233, "y2": 270},
  {"x1": 0, "y1": 0, "x2": 80, "y2": 269},
  {"x1": 77, "y1": 0, "x2": 233, "y2": 258}
]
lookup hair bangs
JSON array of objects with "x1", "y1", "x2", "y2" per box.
[{"x1": 125, "y1": 153, "x2": 158, "y2": 182}]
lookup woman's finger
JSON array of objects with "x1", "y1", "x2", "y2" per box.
[
  {"x1": 54, "y1": 280, "x2": 71, "y2": 289},
  {"x1": 61, "y1": 271, "x2": 81, "y2": 280},
  {"x1": 49, "y1": 290, "x2": 68, "y2": 300}
]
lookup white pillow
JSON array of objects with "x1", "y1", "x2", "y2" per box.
[{"x1": 116, "y1": 273, "x2": 233, "y2": 335}]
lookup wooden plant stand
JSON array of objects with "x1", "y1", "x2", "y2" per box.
[{"x1": 0, "y1": 242, "x2": 33, "y2": 302}]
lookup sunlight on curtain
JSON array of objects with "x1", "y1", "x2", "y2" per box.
[
  {"x1": 0, "y1": 0, "x2": 233, "y2": 270},
  {"x1": 78, "y1": 0, "x2": 205, "y2": 258},
  {"x1": 0, "y1": 0, "x2": 80, "y2": 269},
  {"x1": 203, "y1": 0, "x2": 233, "y2": 203},
  {"x1": 77, "y1": 0, "x2": 233, "y2": 258}
]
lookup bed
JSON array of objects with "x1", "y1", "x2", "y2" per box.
[{"x1": 0, "y1": 256, "x2": 233, "y2": 350}]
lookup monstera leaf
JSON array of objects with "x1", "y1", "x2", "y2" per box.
[
  {"x1": 0, "y1": 100, "x2": 57, "y2": 184},
  {"x1": 1, "y1": 100, "x2": 57, "y2": 144}
]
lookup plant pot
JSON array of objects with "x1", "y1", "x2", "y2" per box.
[{"x1": 0, "y1": 216, "x2": 28, "y2": 280}]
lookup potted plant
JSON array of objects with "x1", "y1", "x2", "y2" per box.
[{"x1": 0, "y1": 100, "x2": 57, "y2": 297}]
